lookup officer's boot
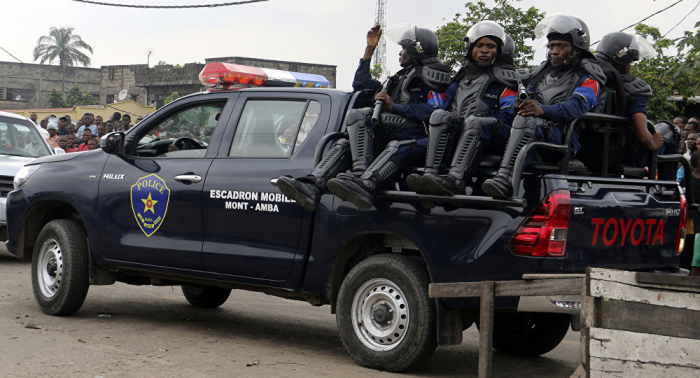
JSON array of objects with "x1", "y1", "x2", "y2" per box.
[
  {"x1": 275, "y1": 138, "x2": 350, "y2": 211},
  {"x1": 407, "y1": 110, "x2": 452, "y2": 193},
  {"x1": 482, "y1": 116, "x2": 537, "y2": 199},
  {"x1": 328, "y1": 140, "x2": 408, "y2": 209},
  {"x1": 421, "y1": 116, "x2": 496, "y2": 195}
]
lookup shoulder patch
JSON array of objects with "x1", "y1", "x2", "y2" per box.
[{"x1": 580, "y1": 60, "x2": 606, "y2": 86}]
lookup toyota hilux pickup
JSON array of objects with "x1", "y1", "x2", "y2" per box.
[{"x1": 5, "y1": 62, "x2": 690, "y2": 372}]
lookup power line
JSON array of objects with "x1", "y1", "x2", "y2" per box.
[
  {"x1": 663, "y1": 0, "x2": 700, "y2": 38},
  {"x1": 590, "y1": 0, "x2": 686, "y2": 46},
  {"x1": 71, "y1": 0, "x2": 268, "y2": 9},
  {"x1": 0, "y1": 45, "x2": 68, "y2": 86},
  {"x1": 619, "y1": 0, "x2": 685, "y2": 32}
]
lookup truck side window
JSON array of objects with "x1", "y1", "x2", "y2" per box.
[
  {"x1": 229, "y1": 99, "x2": 315, "y2": 158},
  {"x1": 135, "y1": 103, "x2": 224, "y2": 158},
  {"x1": 294, "y1": 101, "x2": 321, "y2": 151}
]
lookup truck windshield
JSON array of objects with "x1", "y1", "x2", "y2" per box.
[{"x1": 0, "y1": 117, "x2": 52, "y2": 158}]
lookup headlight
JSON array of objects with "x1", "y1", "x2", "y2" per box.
[{"x1": 13, "y1": 164, "x2": 41, "y2": 190}]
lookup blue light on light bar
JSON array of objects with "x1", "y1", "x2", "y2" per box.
[{"x1": 291, "y1": 72, "x2": 331, "y2": 88}]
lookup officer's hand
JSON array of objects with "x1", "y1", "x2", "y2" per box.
[
  {"x1": 375, "y1": 91, "x2": 393, "y2": 112},
  {"x1": 367, "y1": 24, "x2": 382, "y2": 49},
  {"x1": 517, "y1": 100, "x2": 543, "y2": 117}
]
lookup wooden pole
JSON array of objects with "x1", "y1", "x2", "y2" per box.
[{"x1": 478, "y1": 281, "x2": 495, "y2": 378}]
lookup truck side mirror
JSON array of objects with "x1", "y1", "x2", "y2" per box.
[{"x1": 100, "y1": 132, "x2": 125, "y2": 156}]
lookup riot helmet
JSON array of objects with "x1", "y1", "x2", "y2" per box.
[
  {"x1": 502, "y1": 33, "x2": 515, "y2": 58},
  {"x1": 536, "y1": 14, "x2": 591, "y2": 52},
  {"x1": 464, "y1": 20, "x2": 507, "y2": 61},
  {"x1": 386, "y1": 23, "x2": 439, "y2": 61},
  {"x1": 597, "y1": 32, "x2": 656, "y2": 66}
]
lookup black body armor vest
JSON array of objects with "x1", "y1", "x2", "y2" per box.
[{"x1": 453, "y1": 66, "x2": 518, "y2": 121}]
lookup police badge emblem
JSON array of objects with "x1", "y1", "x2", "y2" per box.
[{"x1": 131, "y1": 174, "x2": 170, "y2": 237}]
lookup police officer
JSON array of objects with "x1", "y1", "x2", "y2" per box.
[
  {"x1": 482, "y1": 14, "x2": 606, "y2": 199},
  {"x1": 406, "y1": 21, "x2": 519, "y2": 195},
  {"x1": 275, "y1": 24, "x2": 450, "y2": 210},
  {"x1": 594, "y1": 32, "x2": 678, "y2": 170}
]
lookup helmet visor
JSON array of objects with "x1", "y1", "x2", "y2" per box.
[
  {"x1": 466, "y1": 20, "x2": 506, "y2": 45},
  {"x1": 386, "y1": 23, "x2": 416, "y2": 45},
  {"x1": 631, "y1": 35, "x2": 656, "y2": 61},
  {"x1": 535, "y1": 14, "x2": 583, "y2": 39}
]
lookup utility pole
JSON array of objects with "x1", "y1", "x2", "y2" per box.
[{"x1": 373, "y1": 0, "x2": 387, "y2": 78}]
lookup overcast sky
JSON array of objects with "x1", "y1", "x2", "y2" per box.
[{"x1": 2, "y1": 0, "x2": 699, "y2": 90}]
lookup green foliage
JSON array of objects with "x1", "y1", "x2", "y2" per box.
[
  {"x1": 153, "y1": 61, "x2": 182, "y2": 69},
  {"x1": 370, "y1": 63, "x2": 383, "y2": 80},
  {"x1": 33, "y1": 26, "x2": 93, "y2": 67},
  {"x1": 63, "y1": 84, "x2": 99, "y2": 107},
  {"x1": 48, "y1": 89, "x2": 66, "y2": 108},
  {"x1": 674, "y1": 21, "x2": 700, "y2": 93},
  {"x1": 631, "y1": 24, "x2": 699, "y2": 121},
  {"x1": 164, "y1": 92, "x2": 180, "y2": 105},
  {"x1": 436, "y1": 0, "x2": 545, "y2": 70}
]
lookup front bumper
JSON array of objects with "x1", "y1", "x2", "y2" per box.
[{"x1": 5, "y1": 189, "x2": 31, "y2": 258}]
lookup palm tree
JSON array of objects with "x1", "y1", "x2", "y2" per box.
[
  {"x1": 33, "y1": 26, "x2": 93, "y2": 96},
  {"x1": 33, "y1": 26, "x2": 93, "y2": 67}
]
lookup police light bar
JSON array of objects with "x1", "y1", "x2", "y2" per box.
[
  {"x1": 199, "y1": 62, "x2": 331, "y2": 89},
  {"x1": 199, "y1": 62, "x2": 267, "y2": 87}
]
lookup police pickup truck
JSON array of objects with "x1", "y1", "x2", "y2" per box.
[{"x1": 5, "y1": 62, "x2": 690, "y2": 372}]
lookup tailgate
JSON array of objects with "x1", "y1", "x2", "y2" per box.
[{"x1": 565, "y1": 178, "x2": 683, "y2": 271}]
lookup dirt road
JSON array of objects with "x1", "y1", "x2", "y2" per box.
[{"x1": 0, "y1": 255, "x2": 580, "y2": 377}]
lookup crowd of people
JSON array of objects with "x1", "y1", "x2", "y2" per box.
[{"x1": 27, "y1": 111, "x2": 145, "y2": 154}]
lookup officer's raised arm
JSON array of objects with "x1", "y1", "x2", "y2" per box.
[{"x1": 353, "y1": 25, "x2": 384, "y2": 92}]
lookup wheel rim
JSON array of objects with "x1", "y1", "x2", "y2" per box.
[
  {"x1": 351, "y1": 278, "x2": 410, "y2": 352},
  {"x1": 36, "y1": 238, "x2": 63, "y2": 299},
  {"x1": 184, "y1": 284, "x2": 206, "y2": 295}
]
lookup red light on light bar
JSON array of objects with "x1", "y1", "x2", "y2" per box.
[{"x1": 199, "y1": 62, "x2": 267, "y2": 87}]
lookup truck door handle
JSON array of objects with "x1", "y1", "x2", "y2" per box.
[{"x1": 174, "y1": 174, "x2": 202, "y2": 183}]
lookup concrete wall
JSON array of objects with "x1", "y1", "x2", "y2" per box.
[
  {"x1": 0, "y1": 62, "x2": 101, "y2": 110},
  {"x1": 0, "y1": 56, "x2": 337, "y2": 111},
  {"x1": 6, "y1": 100, "x2": 156, "y2": 123}
]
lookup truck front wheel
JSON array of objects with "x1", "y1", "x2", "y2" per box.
[
  {"x1": 31, "y1": 220, "x2": 90, "y2": 316},
  {"x1": 181, "y1": 284, "x2": 232, "y2": 308},
  {"x1": 336, "y1": 254, "x2": 436, "y2": 372},
  {"x1": 491, "y1": 312, "x2": 570, "y2": 356}
]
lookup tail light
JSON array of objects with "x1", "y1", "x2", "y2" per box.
[
  {"x1": 510, "y1": 189, "x2": 571, "y2": 257},
  {"x1": 675, "y1": 193, "x2": 688, "y2": 254}
]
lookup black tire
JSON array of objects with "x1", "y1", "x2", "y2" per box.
[
  {"x1": 181, "y1": 284, "x2": 231, "y2": 308},
  {"x1": 31, "y1": 219, "x2": 90, "y2": 316},
  {"x1": 336, "y1": 254, "x2": 436, "y2": 372},
  {"x1": 491, "y1": 312, "x2": 571, "y2": 356}
]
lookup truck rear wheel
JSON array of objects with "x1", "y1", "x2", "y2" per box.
[
  {"x1": 491, "y1": 312, "x2": 570, "y2": 356},
  {"x1": 181, "y1": 284, "x2": 231, "y2": 308},
  {"x1": 31, "y1": 220, "x2": 90, "y2": 316},
  {"x1": 336, "y1": 254, "x2": 436, "y2": 372}
]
